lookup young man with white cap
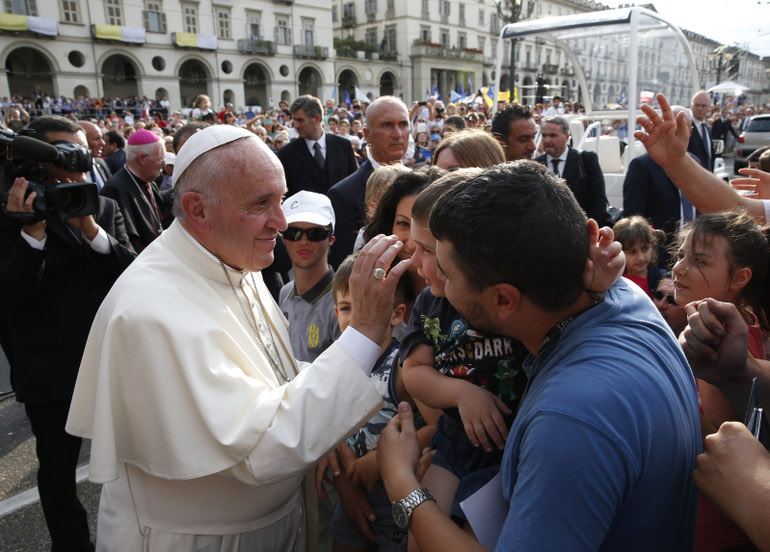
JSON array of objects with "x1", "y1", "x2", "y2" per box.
[
  {"x1": 279, "y1": 191, "x2": 340, "y2": 363},
  {"x1": 66, "y1": 124, "x2": 410, "y2": 551}
]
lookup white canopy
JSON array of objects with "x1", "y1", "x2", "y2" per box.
[{"x1": 707, "y1": 81, "x2": 748, "y2": 95}]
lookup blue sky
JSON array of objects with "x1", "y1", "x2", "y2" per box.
[{"x1": 605, "y1": 0, "x2": 770, "y2": 57}]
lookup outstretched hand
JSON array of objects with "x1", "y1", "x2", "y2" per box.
[
  {"x1": 731, "y1": 168, "x2": 770, "y2": 200},
  {"x1": 634, "y1": 93, "x2": 690, "y2": 169},
  {"x1": 378, "y1": 402, "x2": 422, "y2": 502}
]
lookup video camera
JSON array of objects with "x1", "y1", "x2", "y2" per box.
[{"x1": 0, "y1": 129, "x2": 99, "y2": 225}]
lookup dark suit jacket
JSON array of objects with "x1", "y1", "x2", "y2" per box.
[
  {"x1": 536, "y1": 148, "x2": 610, "y2": 227},
  {"x1": 91, "y1": 157, "x2": 112, "y2": 190},
  {"x1": 102, "y1": 167, "x2": 167, "y2": 253},
  {"x1": 278, "y1": 133, "x2": 358, "y2": 196},
  {"x1": 327, "y1": 159, "x2": 374, "y2": 269},
  {"x1": 622, "y1": 153, "x2": 682, "y2": 268},
  {"x1": 711, "y1": 118, "x2": 738, "y2": 142},
  {"x1": 687, "y1": 122, "x2": 714, "y2": 171},
  {"x1": 0, "y1": 197, "x2": 136, "y2": 403},
  {"x1": 105, "y1": 148, "x2": 126, "y2": 174}
]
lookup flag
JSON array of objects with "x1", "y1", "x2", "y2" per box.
[
  {"x1": 450, "y1": 90, "x2": 461, "y2": 103},
  {"x1": 354, "y1": 86, "x2": 368, "y2": 102},
  {"x1": 432, "y1": 84, "x2": 442, "y2": 102},
  {"x1": 344, "y1": 89, "x2": 352, "y2": 107},
  {"x1": 639, "y1": 90, "x2": 654, "y2": 104},
  {"x1": 426, "y1": 87, "x2": 430, "y2": 99},
  {"x1": 486, "y1": 86, "x2": 494, "y2": 108},
  {"x1": 497, "y1": 90, "x2": 510, "y2": 103},
  {"x1": 468, "y1": 72, "x2": 473, "y2": 94},
  {"x1": 331, "y1": 86, "x2": 336, "y2": 102},
  {"x1": 458, "y1": 81, "x2": 464, "y2": 97},
  {"x1": 618, "y1": 91, "x2": 626, "y2": 105}
]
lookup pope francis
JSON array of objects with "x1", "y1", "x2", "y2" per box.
[{"x1": 66, "y1": 125, "x2": 411, "y2": 551}]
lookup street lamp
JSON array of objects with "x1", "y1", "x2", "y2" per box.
[{"x1": 496, "y1": 0, "x2": 534, "y2": 102}]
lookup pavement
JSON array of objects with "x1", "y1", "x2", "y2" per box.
[{"x1": 0, "y1": 347, "x2": 99, "y2": 551}]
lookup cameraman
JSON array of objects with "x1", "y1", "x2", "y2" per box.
[{"x1": 0, "y1": 115, "x2": 135, "y2": 551}]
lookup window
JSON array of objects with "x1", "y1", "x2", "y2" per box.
[
  {"x1": 366, "y1": 28, "x2": 377, "y2": 47},
  {"x1": 247, "y1": 11, "x2": 262, "y2": 40},
  {"x1": 59, "y1": 0, "x2": 79, "y2": 22},
  {"x1": 332, "y1": 5, "x2": 337, "y2": 22},
  {"x1": 105, "y1": 0, "x2": 122, "y2": 25},
  {"x1": 458, "y1": 32, "x2": 466, "y2": 50},
  {"x1": 5, "y1": 0, "x2": 37, "y2": 15},
  {"x1": 439, "y1": 0, "x2": 450, "y2": 17},
  {"x1": 420, "y1": 26, "x2": 430, "y2": 42},
  {"x1": 440, "y1": 29, "x2": 449, "y2": 47},
  {"x1": 216, "y1": 6, "x2": 231, "y2": 39},
  {"x1": 302, "y1": 18, "x2": 313, "y2": 46},
  {"x1": 458, "y1": 3, "x2": 464, "y2": 21},
  {"x1": 143, "y1": 0, "x2": 166, "y2": 32},
  {"x1": 276, "y1": 17, "x2": 291, "y2": 45},
  {"x1": 478, "y1": 8, "x2": 483, "y2": 24},
  {"x1": 364, "y1": 0, "x2": 376, "y2": 14},
  {"x1": 421, "y1": 0, "x2": 427, "y2": 12},
  {"x1": 182, "y1": 2, "x2": 197, "y2": 33},
  {"x1": 478, "y1": 35, "x2": 485, "y2": 53},
  {"x1": 383, "y1": 25, "x2": 396, "y2": 52}
]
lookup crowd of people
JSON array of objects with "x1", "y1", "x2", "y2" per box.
[{"x1": 0, "y1": 86, "x2": 770, "y2": 552}]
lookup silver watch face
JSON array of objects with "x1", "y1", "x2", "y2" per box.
[{"x1": 392, "y1": 501, "x2": 410, "y2": 529}]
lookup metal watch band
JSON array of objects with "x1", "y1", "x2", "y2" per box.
[{"x1": 393, "y1": 487, "x2": 436, "y2": 528}]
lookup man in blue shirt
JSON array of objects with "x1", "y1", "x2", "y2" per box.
[{"x1": 378, "y1": 161, "x2": 701, "y2": 551}]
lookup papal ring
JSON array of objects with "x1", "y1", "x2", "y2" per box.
[{"x1": 373, "y1": 268, "x2": 387, "y2": 280}]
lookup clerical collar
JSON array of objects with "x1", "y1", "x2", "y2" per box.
[{"x1": 125, "y1": 165, "x2": 148, "y2": 184}]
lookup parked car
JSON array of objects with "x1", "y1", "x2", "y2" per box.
[{"x1": 735, "y1": 114, "x2": 770, "y2": 172}]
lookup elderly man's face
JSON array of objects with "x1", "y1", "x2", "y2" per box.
[
  {"x1": 204, "y1": 138, "x2": 287, "y2": 272},
  {"x1": 364, "y1": 102, "x2": 410, "y2": 163},
  {"x1": 691, "y1": 93, "x2": 711, "y2": 122}
]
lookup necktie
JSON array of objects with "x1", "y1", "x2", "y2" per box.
[
  {"x1": 701, "y1": 122, "x2": 710, "y2": 167},
  {"x1": 681, "y1": 193, "x2": 695, "y2": 223},
  {"x1": 91, "y1": 166, "x2": 105, "y2": 190},
  {"x1": 313, "y1": 142, "x2": 324, "y2": 169},
  {"x1": 551, "y1": 158, "x2": 561, "y2": 175}
]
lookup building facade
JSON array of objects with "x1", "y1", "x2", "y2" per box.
[
  {"x1": 0, "y1": 0, "x2": 338, "y2": 109},
  {"x1": 0, "y1": 0, "x2": 768, "y2": 109}
]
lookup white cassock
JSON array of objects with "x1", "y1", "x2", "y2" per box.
[{"x1": 66, "y1": 220, "x2": 383, "y2": 551}]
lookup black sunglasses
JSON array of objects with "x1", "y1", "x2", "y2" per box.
[
  {"x1": 652, "y1": 290, "x2": 677, "y2": 305},
  {"x1": 282, "y1": 227, "x2": 332, "y2": 242}
]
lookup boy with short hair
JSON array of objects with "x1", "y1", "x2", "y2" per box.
[
  {"x1": 318, "y1": 254, "x2": 434, "y2": 552},
  {"x1": 279, "y1": 190, "x2": 340, "y2": 362}
]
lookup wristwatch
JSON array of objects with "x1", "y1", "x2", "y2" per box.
[{"x1": 392, "y1": 487, "x2": 436, "y2": 529}]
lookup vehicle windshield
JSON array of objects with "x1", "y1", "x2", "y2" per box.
[{"x1": 747, "y1": 118, "x2": 770, "y2": 133}]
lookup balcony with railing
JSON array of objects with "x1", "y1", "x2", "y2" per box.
[
  {"x1": 342, "y1": 14, "x2": 356, "y2": 27},
  {"x1": 542, "y1": 63, "x2": 559, "y2": 74},
  {"x1": 412, "y1": 41, "x2": 482, "y2": 62},
  {"x1": 238, "y1": 38, "x2": 275, "y2": 55},
  {"x1": 294, "y1": 44, "x2": 329, "y2": 59}
]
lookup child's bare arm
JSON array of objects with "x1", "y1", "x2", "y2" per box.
[
  {"x1": 403, "y1": 344, "x2": 512, "y2": 452},
  {"x1": 348, "y1": 450, "x2": 380, "y2": 491}
]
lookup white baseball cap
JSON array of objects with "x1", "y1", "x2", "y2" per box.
[{"x1": 281, "y1": 191, "x2": 335, "y2": 232}]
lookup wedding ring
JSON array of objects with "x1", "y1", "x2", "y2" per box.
[{"x1": 373, "y1": 267, "x2": 386, "y2": 280}]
